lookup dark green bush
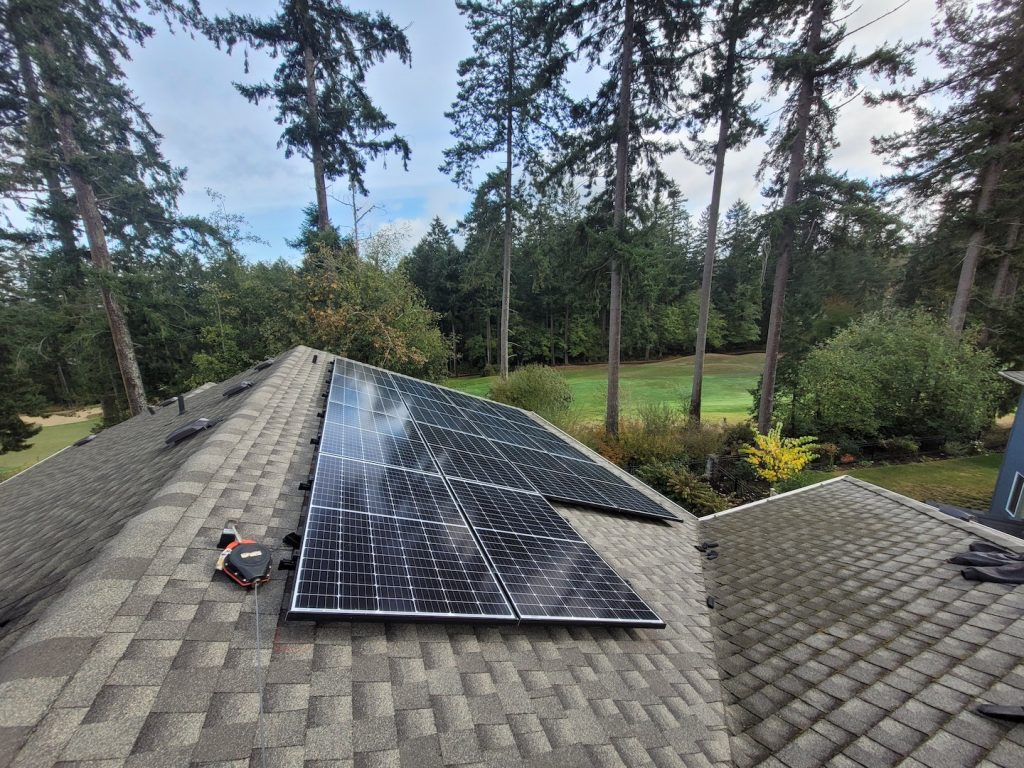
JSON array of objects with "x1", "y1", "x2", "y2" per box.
[
  {"x1": 634, "y1": 461, "x2": 729, "y2": 516},
  {"x1": 880, "y1": 436, "x2": 920, "y2": 458},
  {"x1": 789, "y1": 309, "x2": 1002, "y2": 444},
  {"x1": 488, "y1": 365, "x2": 573, "y2": 423}
]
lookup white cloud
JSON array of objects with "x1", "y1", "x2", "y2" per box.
[{"x1": 116, "y1": 0, "x2": 942, "y2": 260}]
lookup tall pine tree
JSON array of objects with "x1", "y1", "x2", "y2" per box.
[
  {"x1": 756, "y1": 0, "x2": 907, "y2": 431},
  {"x1": 211, "y1": 1, "x2": 411, "y2": 230},
  {"x1": 873, "y1": 0, "x2": 1024, "y2": 337},
  {"x1": 543, "y1": 0, "x2": 701, "y2": 435},
  {"x1": 442, "y1": 0, "x2": 564, "y2": 379},
  {"x1": 686, "y1": 0, "x2": 787, "y2": 421},
  {"x1": 1, "y1": 0, "x2": 201, "y2": 415}
]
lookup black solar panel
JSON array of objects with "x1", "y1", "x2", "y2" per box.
[
  {"x1": 291, "y1": 504, "x2": 514, "y2": 618},
  {"x1": 476, "y1": 528, "x2": 663, "y2": 625},
  {"x1": 430, "y1": 448, "x2": 535, "y2": 491},
  {"x1": 319, "y1": 421, "x2": 435, "y2": 472},
  {"x1": 448, "y1": 480, "x2": 576, "y2": 539},
  {"x1": 514, "y1": 463, "x2": 678, "y2": 521},
  {"x1": 292, "y1": 356, "x2": 675, "y2": 627}
]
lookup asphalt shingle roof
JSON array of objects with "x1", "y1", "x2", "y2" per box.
[
  {"x1": 701, "y1": 477, "x2": 1024, "y2": 768},
  {"x1": 1, "y1": 346, "x2": 1022, "y2": 767},
  {"x1": 0, "y1": 361, "x2": 277, "y2": 656}
]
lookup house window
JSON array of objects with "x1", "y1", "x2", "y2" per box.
[{"x1": 1009, "y1": 473, "x2": 1024, "y2": 519}]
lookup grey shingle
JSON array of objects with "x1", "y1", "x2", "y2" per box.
[{"x1": 702, "y1": 477, "x2": 1024, "y2": 766}]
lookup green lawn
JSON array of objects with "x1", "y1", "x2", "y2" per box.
[
  {"x1": 808, "y1": 453, "x2": 1002, "y2": 510},
  {"x1": 0, "y1": 418, "x2": 101, "y2": 482},
  {"x1": 447, "y1": 352, "x2": 764, "y2": 424}
]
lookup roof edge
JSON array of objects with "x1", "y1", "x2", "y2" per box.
[
  {"x1": 701, "y1": 475, "x2": 850, "y2": 520},
  {"x1": 999, "y1": 370, "x2": 1024, "y2": 386}
]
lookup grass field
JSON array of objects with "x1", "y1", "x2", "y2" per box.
[
  {"x1": 0, "y1": 418, "x2": 101, "y2": 482},
  {"x1": 447, "y1": 352, "x2": 764, "y2": 424},
  {"x1": 808, "y1": 453, "x2": 1002, "y2": 510}
]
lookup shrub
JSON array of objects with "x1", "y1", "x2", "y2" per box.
[
  {"x1": 488, "y1": 365, "x2": 573, "y2": 423},
  {"x1": 788, "y1": 309, "x2": 1003, "y2": 444},
  {"x1": 634, "y1": 461, "x2": 729, "y2": 516},
  {"x1": 775, "y1": 471, "x2": 823, "y2": 494},
  {"x1": 722, "y1": 420, "x2": 756, "y2": 454},
  {"x1": 942, "y1": 439, "x2": 983, "y2": 457},
  {"x1": 818, "y1": 442, "x2": 840, "y2": 467},
  {"x1": 637, "y1": 402, "x2": 681, "y2": 437},
  {"x1": 982, "y1": 426, "x2": 1011, "y2": 452},
  {"x1": 741, "y1": 425, "x2": 818, "y2": 486},
  {"x1": 880, "y1": 436, "x2": 920, "y2": 459}
]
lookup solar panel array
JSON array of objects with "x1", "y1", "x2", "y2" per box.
[{"x1": 289, "y1": 357, "x2": 672, "y2": 627}]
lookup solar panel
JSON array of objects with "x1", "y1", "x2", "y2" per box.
[
  {"x1": 430, "y1": 448, "x2": 535, "y2": 491},
  {"x1": 514, "y1": 463, "x2": 678, "y2": 521},
  {"x1": 292, "y1": 356, "x2": 676, "y2": 627},
  {"x1": 476, "y1": 528, "x2": 664, "y2": 625},
  {"x1": 289, "y1": 363, "x2": 517, "y2": 622},
  {"x1": 446, "y1": 481, "x2": 663, "y2": 627},
  {"x1": 291, "y1": 504, "x2": 514, "y2": 618}
]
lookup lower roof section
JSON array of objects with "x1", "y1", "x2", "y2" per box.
[{"x1": 701, "y1": 476, "x2": 1024, "y2": 768}]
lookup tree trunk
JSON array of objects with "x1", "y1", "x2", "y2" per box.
[
  {"x1": 13, "y1": 30, "x2": 78, "y2": 260},
  {"x1": 500, "y1": 71, "x2": 514, "y2": 379},
  {"x1": 302, "y1": 41, "x2": 330, "y2": 229},
  {"x1": 991, "y1": 221, "x2": 1020, "y2": 304},
  {"x1": 563, "y1": 305, "x2": 570, "y2": 365},
  {"x1": 350, "y1": 180, "x2": 359, "y2": 258},
  {"x1": 757, "y1": 0, "x2": 825, "y2": 433},
  {"x1": 690, "y1": 2, "x2": 740, "y2": 423},
  {"x1": 485, "y1": 313, "x2": 493, "y2": 368},
  {"x1": 606, "y1": 0, "x2": 635, "y2": 437},
  {"x1": 949, "y1": 131, "x2": 1012, "y2": 337},
  {"x1": 37, "y1": 38, "x2": 147, "y2": 416}
]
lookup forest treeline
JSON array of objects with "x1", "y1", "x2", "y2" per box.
[{"x1": 0, "y1": 0, "x2": 1022, "y2": 452}]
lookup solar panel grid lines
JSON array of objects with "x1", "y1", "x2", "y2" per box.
[
  {"x1": 291, "y1": 355, "x2": 672, "y2": 627},
  {"x1": 448, "y1": 480, "x2": 579, "y2": 540},
  {"x1": 310, "y1": 454, "x2": 464, "y2": 526},
  {"x1": 475, "y1": 527, "x2": 664, "y2": 626},
  {"x1": 416, "y1": 423, "x2": 502, "y2": 458},
  {"x1": 318, "y1": 421, "x2": 435, "y2": 472},
  {"x1": 430, "y1": 447, "x2": 536, "y2": 491},
  {"x1": 292, "y1": 505, "x2": 515, "y2": 619}
]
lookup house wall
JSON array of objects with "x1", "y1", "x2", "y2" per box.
[{"x1": 990, "y1": 388, "x2": 1024, "y2": 518}]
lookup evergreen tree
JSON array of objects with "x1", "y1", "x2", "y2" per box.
[
  {"x1": 211, "y1": 1, "x2": 411, "y2": 230},
  {"x1": 442, "y1": 0, "x2": 564, "y2": 380},
  {"x1": 1, "y1": 0, "x2": 202, "y2": 415},
  {"x1": 686, "y1": 0, "x2": 787, "y2": 421},
  {"x1": 543, "y1": 0, "x2": 702, "y2": 435},
  {"x1": 755, "y1": 0, "x2": 907, "y2": 432},
  {"x1": 873, "y1": 0, "x2": 1024, "y2": 337}
]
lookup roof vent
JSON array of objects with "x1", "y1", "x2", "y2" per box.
[
  {"x1": 223, "y1": 380, "x2": 254, "y2": 398},
  {"x1": 73, "y1": 434, "x2": 96, "y2": 447},
  {"x1": 158, "y1": 397, "x2": 177, "y2": 407},
  {"x1": 253, "y1": 359, "x2": 274, "y2": 371},
  {"x1": 165, "y1": 417, "x2": 217, "y2": 446}
]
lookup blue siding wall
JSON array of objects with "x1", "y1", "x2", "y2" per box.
[{"x1": 990, "y1": 389, "x2": 1024, "y2": 518}]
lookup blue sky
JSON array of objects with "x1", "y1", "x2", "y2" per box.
[{"x1": 121, "y1": 0, "x2": 939, "y2": 263}]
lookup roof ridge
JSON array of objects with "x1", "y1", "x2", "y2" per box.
[
  {"x1": 841, "y1": 474, "x2": 1024, "y2": 551},
  {"x1": 0, "y1": 346, "x2": 304, "y2": 665}
]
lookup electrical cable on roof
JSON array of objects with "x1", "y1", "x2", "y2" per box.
[{"x1": 254, "y1": 581, "x2": 268, "y2": 768}]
